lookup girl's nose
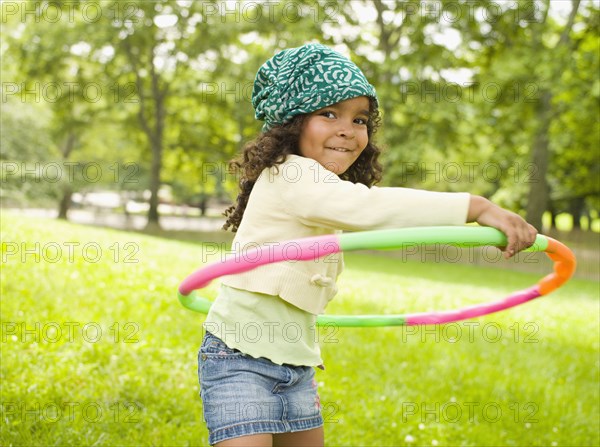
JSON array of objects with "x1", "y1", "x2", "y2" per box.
[{"x1": 336, "y1": 120, "x2": 355, "y2": 138}]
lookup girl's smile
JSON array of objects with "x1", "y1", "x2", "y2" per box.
[{"x1": 298, "y1": 96, "x2": 370, "y2": 175}]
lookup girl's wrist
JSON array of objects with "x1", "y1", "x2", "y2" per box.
[{"x1": 467, "y1": 195, "x2": 492, "y2": 223}]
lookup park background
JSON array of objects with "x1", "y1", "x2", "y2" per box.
[{"x1": 1, "y1": 0, "x2": 599, "y2": 446}]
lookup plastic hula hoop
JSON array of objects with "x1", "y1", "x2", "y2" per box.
[{"x1": 177, "y1": 226, "x2": 576, "y2": 327}]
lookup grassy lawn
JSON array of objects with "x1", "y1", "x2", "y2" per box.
[{"x1": 1, "y1": 212, "x2": 598, "y2": 446}]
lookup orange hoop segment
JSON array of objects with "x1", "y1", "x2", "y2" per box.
[{"x1": 538, "y1": 237, "x2": 577, "y2": 295}]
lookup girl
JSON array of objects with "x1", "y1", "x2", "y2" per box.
[{"x1": 198, "y1": 43, "x2": 537, "y2": 447}]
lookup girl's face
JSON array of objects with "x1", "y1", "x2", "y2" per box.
[{"x1": 298, "y1": 96, "x2": 370, "y2": 175}]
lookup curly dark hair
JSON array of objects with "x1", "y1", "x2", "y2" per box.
[{"x1": 222, "y1": 98, "x2": 383, "y2": 232}]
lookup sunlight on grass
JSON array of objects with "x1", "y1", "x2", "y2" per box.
[{"x1": 1, "y1": 212, "x2": 598, "y2": 446}]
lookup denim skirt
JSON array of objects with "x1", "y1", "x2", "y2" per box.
[{"x1": 198, "y1": 331, "x2": 323, "y2": 445}]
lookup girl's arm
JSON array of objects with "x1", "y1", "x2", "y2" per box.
[{"x1": 467, "y1": 195, "x2": 538, "y2": 259}]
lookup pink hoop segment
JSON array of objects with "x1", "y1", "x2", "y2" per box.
[{"x1": 178, "y1": 234, "x2": 340, "y2": 296}]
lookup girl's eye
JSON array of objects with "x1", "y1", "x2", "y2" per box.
[
  {"x1": 320, "y1": 111, "x2": 336, "y2": 119},
  {"x1": 355, "y1": 117, "x2": 369, "y2": 125}
]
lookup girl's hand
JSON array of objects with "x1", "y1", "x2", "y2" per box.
[{"x1": 467, "y1": 195, "x2": 538, "y2": 259}]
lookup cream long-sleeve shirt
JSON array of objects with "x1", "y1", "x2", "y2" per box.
[{"x1": 219, "y1": 154, "x2": 470, "y2": 315}]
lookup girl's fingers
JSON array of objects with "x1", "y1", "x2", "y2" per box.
[
  {"x1": 475, "y1": 203, "x2": 538, "y2": 259},
  {"x1": 504, "y1": 222, "x2": 538, "y2": 258}
]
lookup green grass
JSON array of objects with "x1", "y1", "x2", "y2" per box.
[{"x1": 1, "y1": 212, "x2": 598, "y2": 446}]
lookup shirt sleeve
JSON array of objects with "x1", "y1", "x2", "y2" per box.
[{"x1": 278, "y1": 157, "x2": 470, "y2": 231}]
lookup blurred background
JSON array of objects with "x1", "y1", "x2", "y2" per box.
[{"x1": 1, "y1": 0, "x2": 598, "y2": 277}]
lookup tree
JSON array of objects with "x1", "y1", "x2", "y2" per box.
[
  {"x1": 524, "y1": 0, "x2": 582, "y2": 230},
  {"x1": 2, "y1": 2, "x2": 104, "y2": 218}
]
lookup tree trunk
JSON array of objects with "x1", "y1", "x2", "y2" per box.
[
  {"x1": 57, "y1": 185, "x2": 72, "y2": 220},
  {"x1": 199, "y1": 194, "x2": 207, "y2": 217},
  {"x1": 548, "y1": 201, "x2": 556, "y2": 229},
  {"x1": 56, "y1": 132, "x2": 77, "y2": 220},
  {"x1": 569, "y1": 196, "x2": 585, "y2": 230},
  {"x1": 147, "y1": 136, "x2": 162, "y2": 226},
  {"x1": 145, "y1": 46, "x2": 166, "y2": 230},
  {"x1": 123, "y1": 39, "x2": 166, "y2": 231},
  {"x1": 525, "y1": 90, "x2": 552, "y2": 231},
  {"x1": 583, "y1": 210, "x2": 591, "y2": 231}
]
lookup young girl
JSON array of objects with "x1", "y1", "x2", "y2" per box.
[{"x1": 198, "y1": 43, "x2": 537, "y2": 447}]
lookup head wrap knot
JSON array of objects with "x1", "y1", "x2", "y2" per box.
[{"x1": 252, "y1": 43, "x2": 378, "y2": 131}]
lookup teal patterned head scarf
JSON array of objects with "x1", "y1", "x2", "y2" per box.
[{"x1": 252, "y1": 43, "x2": 378, "y2": 131}]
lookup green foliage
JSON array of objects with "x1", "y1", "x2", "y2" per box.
[
  {"x1": 0, "y1": 102, "x2": 58, "y2": 206},
  {"x1": 550, "y1": 8, "x2": 600, "y2": 211},
  {"x1": 2, "y1": 0, "x2": 597, "y2": 227}
]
